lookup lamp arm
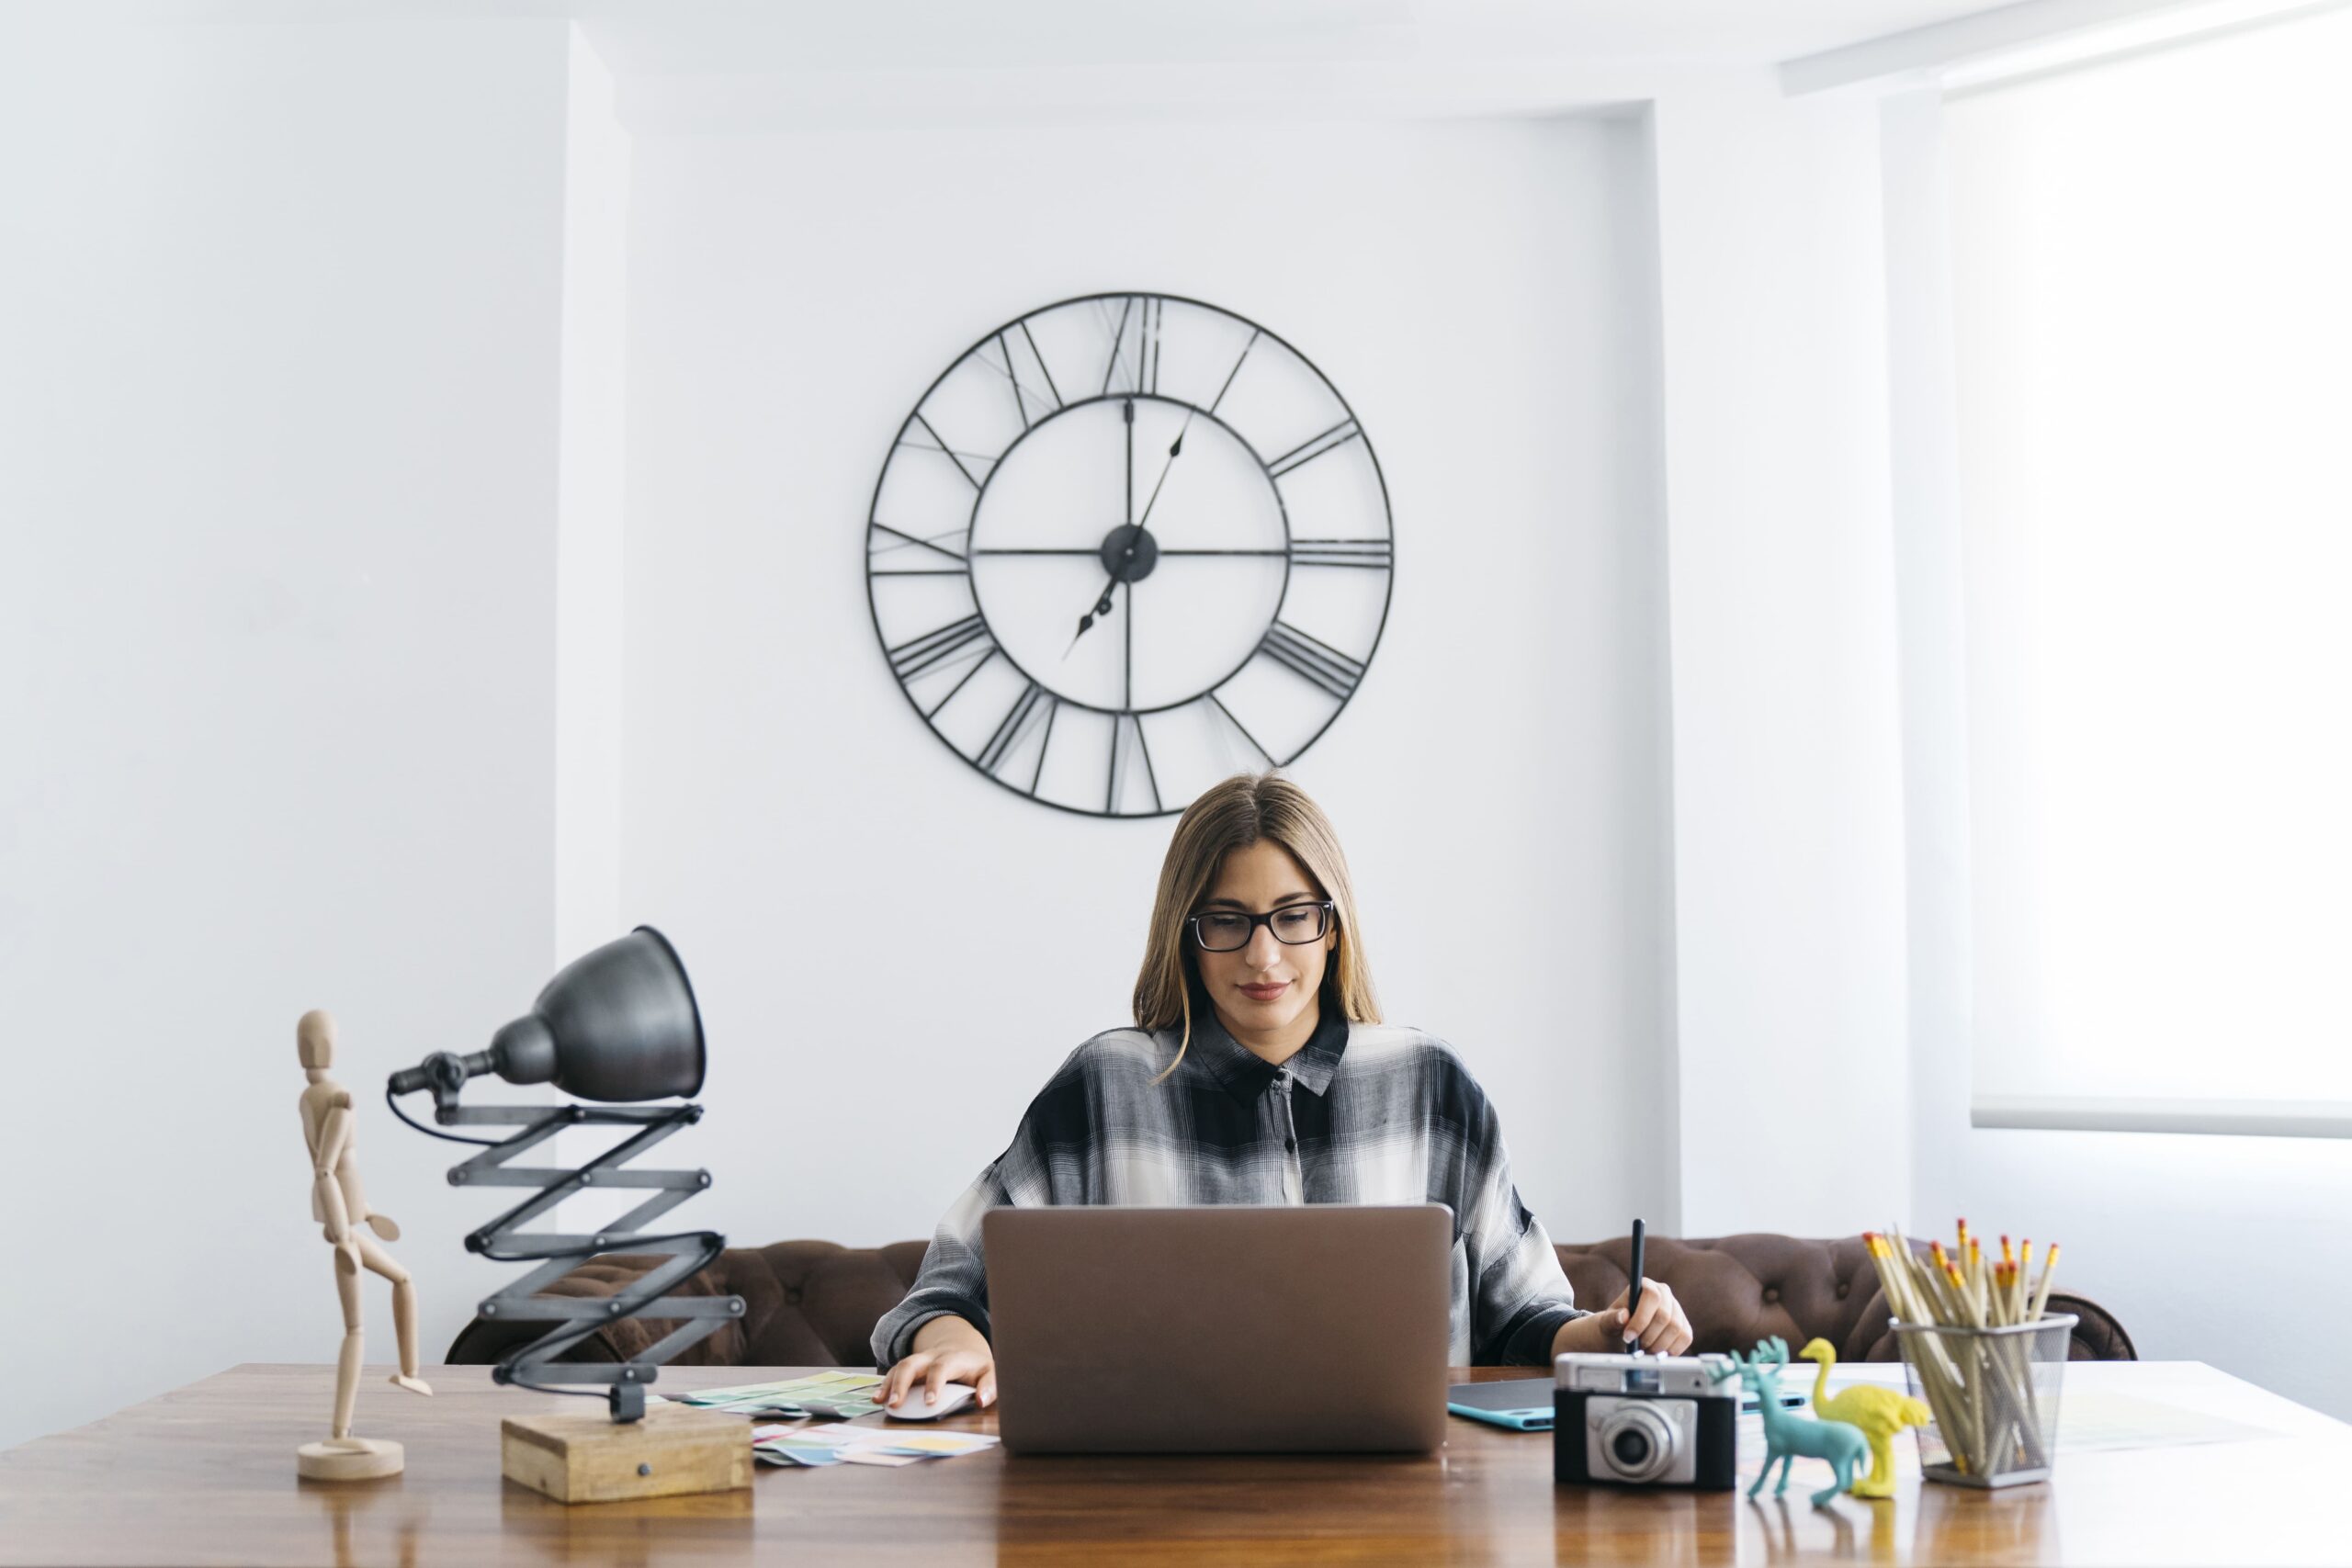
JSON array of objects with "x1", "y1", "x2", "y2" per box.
[{"x1": 401, "y1": 1093, "x2": 740, "y2": 1423}]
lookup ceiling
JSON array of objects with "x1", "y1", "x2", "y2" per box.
[
  {"x1": 152, "y1": 0, "x2": 2023, "y2": 75},
  {"x1": 574, "y1": 0, "x2": 2011, "y2": 73}
]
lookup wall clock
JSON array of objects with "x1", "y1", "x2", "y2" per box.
[{"x1": 865, "y1": 292, "x2": 1394, "y2": 818}]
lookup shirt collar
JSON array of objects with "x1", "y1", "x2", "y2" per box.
[{"x1": 1184, "y1": 979, "x2": 1351, "y2": 1101}]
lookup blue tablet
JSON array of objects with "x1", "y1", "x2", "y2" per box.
[
  {"x1": 1446, "y1": 1379, "x2": 1555, "y2": 1431},
  {"x1": 1446, "y1": 1375, "x2": 1808, "y2": 1432}
]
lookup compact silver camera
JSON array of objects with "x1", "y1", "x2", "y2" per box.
[{"x1": 1552, "y1": 1351, "x2": 1739, "y2": 1490}]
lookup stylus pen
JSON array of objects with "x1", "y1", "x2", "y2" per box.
[{"x1": 1623, "y1": 1217, "x2": 1645, "y2": 1354}]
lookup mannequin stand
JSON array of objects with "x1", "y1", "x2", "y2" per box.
[{"x1": 296, "y1": 1437, "x2": 404, "y2": 1482}]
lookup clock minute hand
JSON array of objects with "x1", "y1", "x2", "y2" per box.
[
  {"x1": 1135, "y1": 416, "x2": 1193, "y2": 531},
  {"x1": 1136, "y1": 328, "x2": 1259, "y2": 530}
]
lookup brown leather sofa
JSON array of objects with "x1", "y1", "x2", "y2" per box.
[{"x1": 446, "y1": 1233, "x2": 2135, "y2": 1371}]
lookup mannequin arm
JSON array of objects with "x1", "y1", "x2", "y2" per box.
[{"x1": 313, "y1": 1104, "x2": 355, "y2": 1246}]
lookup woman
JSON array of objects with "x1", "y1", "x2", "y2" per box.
[{"x1": 872, "y1": 773, "x2": 1691, "y2": 1411}]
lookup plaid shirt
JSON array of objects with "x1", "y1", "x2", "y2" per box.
[{"x1": 871, "y1": 995, "x2": 1587, "y2": 1369}]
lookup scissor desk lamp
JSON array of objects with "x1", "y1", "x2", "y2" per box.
[{"x1": 386, "y1": 926, "x2": 750, "y2": 1502}]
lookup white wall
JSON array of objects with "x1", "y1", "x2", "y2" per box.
[
  {"x1": 0, "y1": 13, "x2": 571, "y2": 1450},
  {"x1": 612, "y1": 114, "x2": 1680, "y2": 1265}
]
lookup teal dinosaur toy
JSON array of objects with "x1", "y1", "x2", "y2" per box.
[{"x1": 1711, "y1": 1337, "x2": 1871, "y2": 1508}]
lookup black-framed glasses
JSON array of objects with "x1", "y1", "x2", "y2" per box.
[{"x1": 1187, "y1": 901, "x2": 1336, "y2": 953}]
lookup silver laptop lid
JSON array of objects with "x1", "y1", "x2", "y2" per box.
[{"x1": 983, "y1": 1203, "x2": 1453, "y2": 1455}]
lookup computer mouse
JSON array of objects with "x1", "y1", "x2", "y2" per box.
[{"x1": 881, "y1": 1382, "x2": 977, "y2": 1421}]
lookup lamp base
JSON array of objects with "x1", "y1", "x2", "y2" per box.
[
  {"x1": 501, "y1": 1404, "x2": 750, "y2": 1505},
  {"x1": 297, "y1": 1437, "x2": 404, "y2": 1482}
]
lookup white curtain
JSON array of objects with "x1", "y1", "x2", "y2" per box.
[{"x1": 1949, "y1": 6, "x2": 2352, "y2": 1109}]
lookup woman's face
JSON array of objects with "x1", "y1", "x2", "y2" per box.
[{"x1": 1192, "y1": 839, "x2": 1337, "y2": 1039}]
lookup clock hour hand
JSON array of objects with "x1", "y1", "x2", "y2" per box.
[
  {"x1": 1067, "y1": 498, "x2": 1154, "y2": 658},
  {"x1": 1064, "y1": 572, "x2": 1118, "y2": 659}
]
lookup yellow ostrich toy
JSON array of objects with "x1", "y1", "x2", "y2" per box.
[{"x1": 1796, "y1": 1338, "x2": 1932, "y2": 1499}]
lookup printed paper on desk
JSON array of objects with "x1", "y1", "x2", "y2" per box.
[
  {"x1": 761, "y1": 1429, "x2": 861, "y2": 1451},
  {"x1": 684, "y1": 1371, "x2": 883, "y2": 1403},
  {"x1": 755, "y1": 1447, "x2": 843, "y2": 1467},
  {"x1": 875, "y1": 1432, "x2": 999, "y2": 1457},
  {"x1": 684, "y1": 1371, "x2": 886, "y2": 1417},
  {"x1": 751, "y1": 1421, "x2": 1002, "y2": 1472},
  {"x1": 2057, "y1": 1390, "x2": 2284, "y2": 1453}
]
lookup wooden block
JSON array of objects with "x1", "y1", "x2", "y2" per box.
[{"x1": 500, "y1": 1404, "x2": 751, "y2": 1505}]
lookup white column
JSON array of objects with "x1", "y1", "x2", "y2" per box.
[
  {"x1": 1649, "y1": 76, "x2": 1912, "y2": 1236},
  {"x1": 555, "y1": 23, "x2": 632, "y2": 966}
]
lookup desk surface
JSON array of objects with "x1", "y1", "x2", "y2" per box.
[{"x1": 2, "y1": 1361, "x2": 2346, "y2": 1566}]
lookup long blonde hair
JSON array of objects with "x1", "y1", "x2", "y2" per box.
[{"x1": 1134, "y1": 772, "x2": 1382, "y2": 1085}]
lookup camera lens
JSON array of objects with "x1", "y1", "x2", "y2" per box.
[{"x1": 1595, "y1": 1404, "x2": 1680, "y2": 1483}]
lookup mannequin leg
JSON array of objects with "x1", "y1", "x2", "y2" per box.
[
  {"x1": 358, "y1": 1235, "x2": 432, "y2": 1395},
  {"x1": 332, "y1": 1251, "x2": 364, "y2": 1440}
]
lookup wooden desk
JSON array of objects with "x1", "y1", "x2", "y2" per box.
[{"x1": 3, "y1": 1362, "x2": 2346, "y2": 1565}]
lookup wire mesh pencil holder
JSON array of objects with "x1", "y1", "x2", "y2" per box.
[{"x1": 1893, "y1": 1314, "x2": 2076, "y2": 1488}]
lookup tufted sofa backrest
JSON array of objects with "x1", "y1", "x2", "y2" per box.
[
  {"x1": 1547, "y1": 1233, "x2": 2131, "y2": 1362},
  {"x1": 445, "y1": 1234, "x2": 2134, "y2": 1371}
]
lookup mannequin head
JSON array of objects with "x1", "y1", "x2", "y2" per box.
[{"x1": 298, "y1": 1009, "x2": 336, "y2": 1072}]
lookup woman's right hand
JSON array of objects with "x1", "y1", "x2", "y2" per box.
[{"x1": 878, "y1": 1314, "x2": 997, "y2": 1410}]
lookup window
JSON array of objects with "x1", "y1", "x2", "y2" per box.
[{"x1": 1949, "y1": 6, "x2": 2352, "y2": 1134}]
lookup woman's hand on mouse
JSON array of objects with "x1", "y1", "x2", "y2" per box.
[{"x1": 879, "y1": 1313, "x2": 997, "y2": 1410}]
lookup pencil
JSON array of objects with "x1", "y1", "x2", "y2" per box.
[
  {"x1": 2029, "y1": 1243, "x2": 2062, "y2": 1321},
  {"x1": 1881, "y1": 1220, "x2": 2072, "y2": 1481}
]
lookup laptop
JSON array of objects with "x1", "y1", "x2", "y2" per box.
[{"x1": 983, "y1": 1203, "x2": 1453, "y2": 1455}]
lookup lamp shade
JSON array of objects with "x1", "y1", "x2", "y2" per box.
[{"x1": 485, "y1": 926, "x2": 705, "y2": 1102}]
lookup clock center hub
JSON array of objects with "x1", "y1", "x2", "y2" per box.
[{"x1": 1099, "y1": 525, "x2": 1159, "y2": 584}]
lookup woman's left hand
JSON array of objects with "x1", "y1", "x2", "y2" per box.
[{"x1": 1600, "y1": 1278, "x2": 1693, "y2": 1355}]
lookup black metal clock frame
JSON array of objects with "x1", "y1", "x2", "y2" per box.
[{"x1": 865, "y1": 291, "x2": 1395, "y2": 819}]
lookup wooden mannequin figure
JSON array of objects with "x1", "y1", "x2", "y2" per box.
[{"x1": 296, "y1": 1009, "x2": 431, "y2": 1481}]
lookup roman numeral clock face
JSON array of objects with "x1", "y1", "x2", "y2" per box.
[{"x1": 865, "y1": 294, "x2": 1395, "y2": 818}]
